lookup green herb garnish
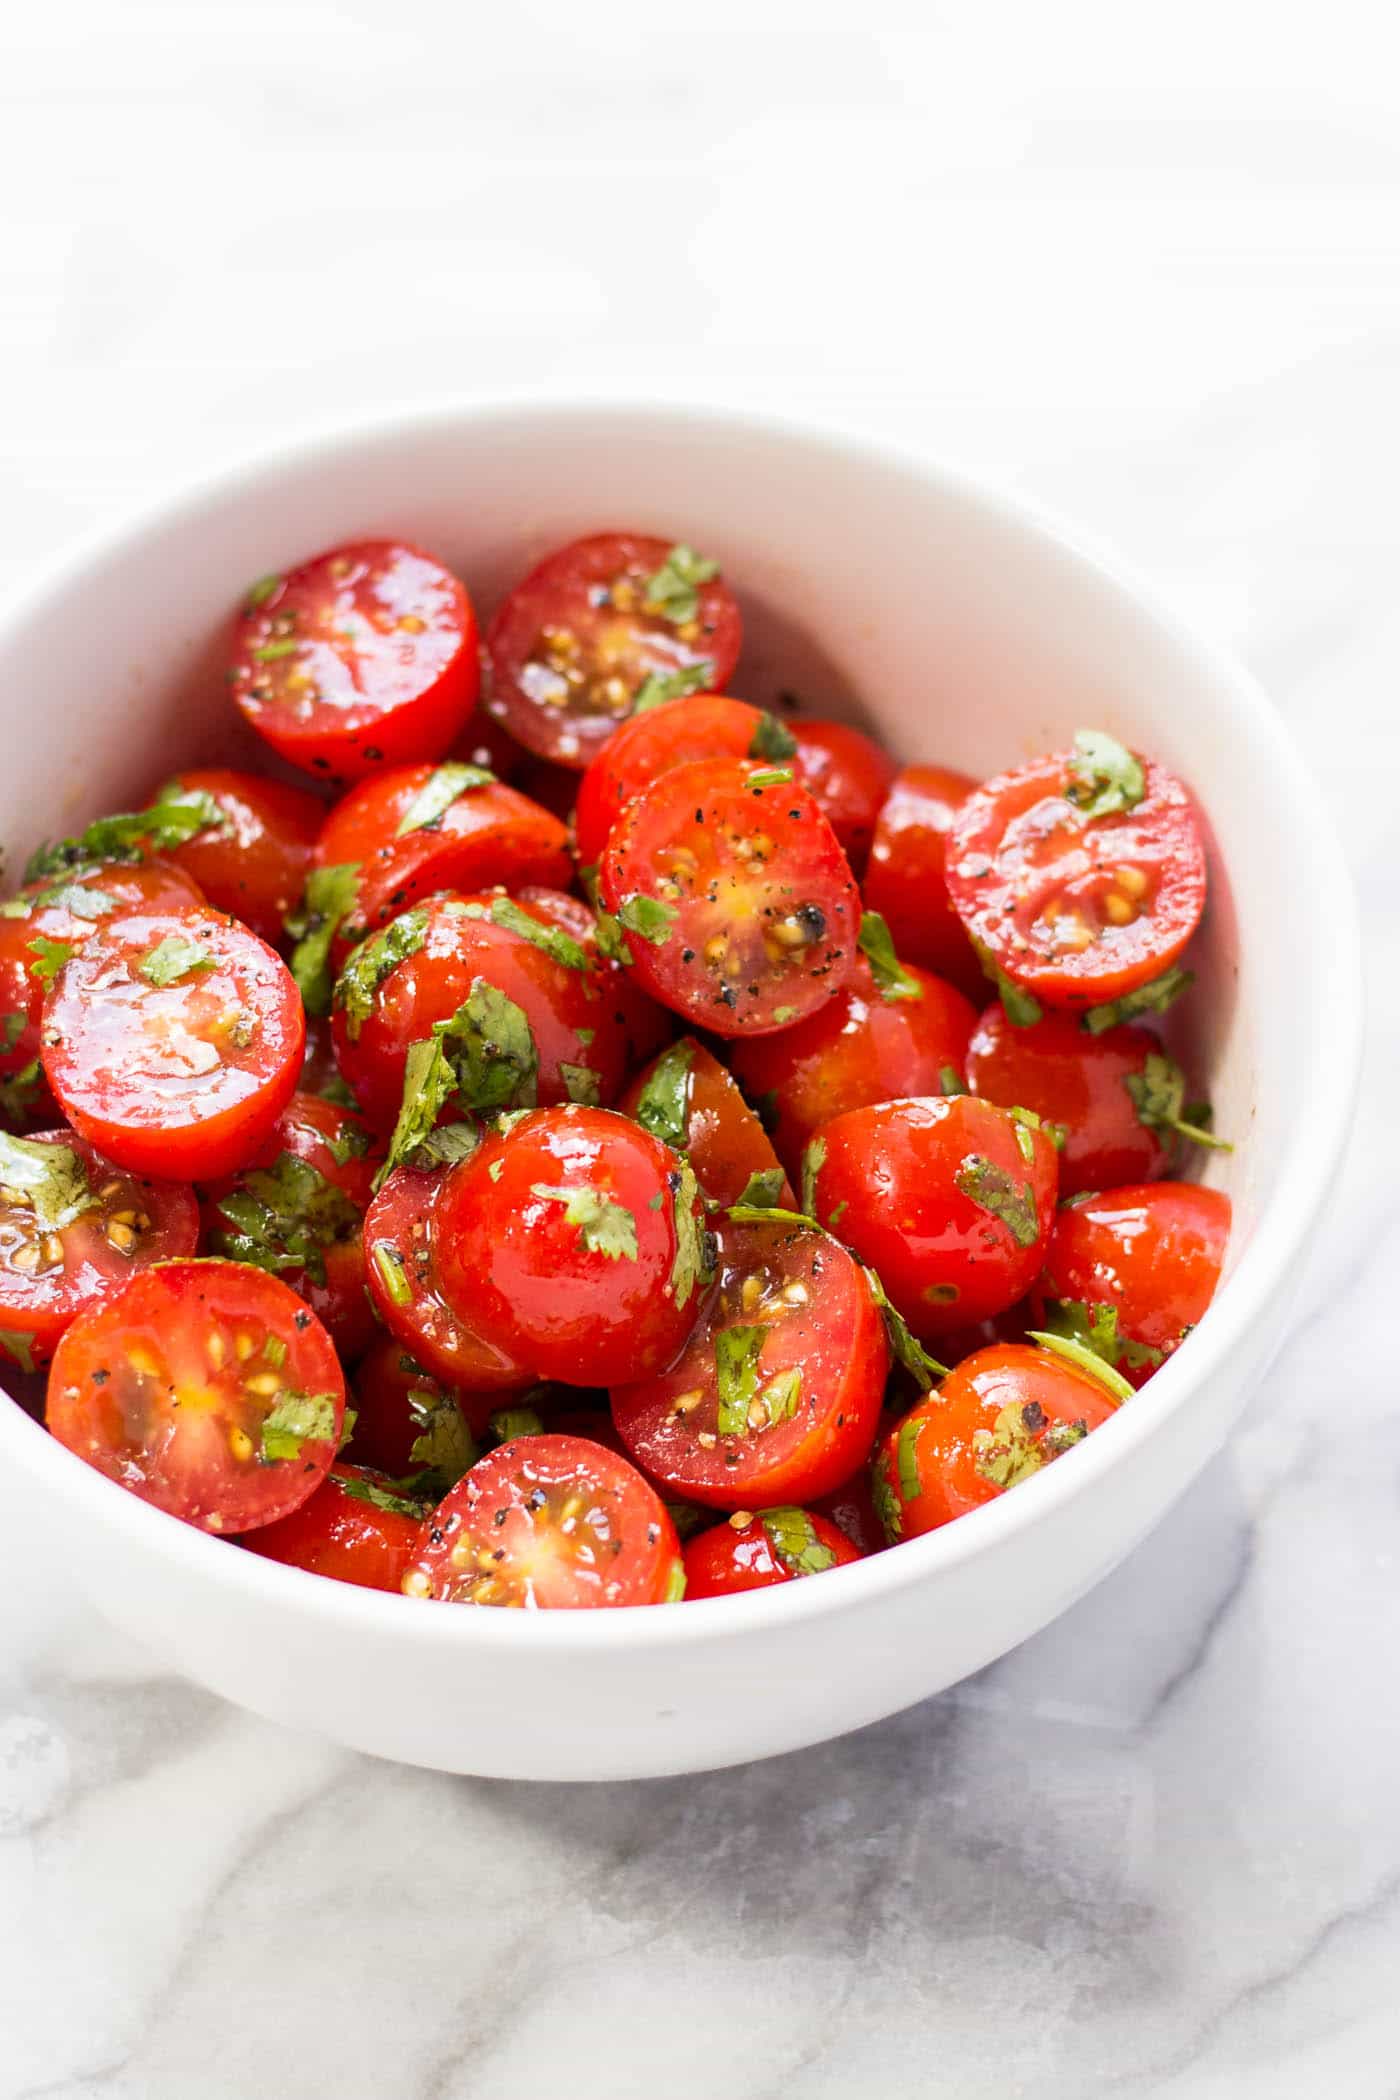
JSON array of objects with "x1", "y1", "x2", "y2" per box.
[
  {"x1": 858, "y1": 910, "x2": 922, "y2": 1002},
  {"x1": 1063, "y1": 729, "x2": 1145, "y2": 820},
  {"x1": 1123, "y1": 1050, "x2": 1232, "y2": 1152},
  {"x1": 530, "y1": 1183, "x2": 638, "y2": 1261},
  {"x1": 137, "y1": 933, "x2": 216, "y2": 988},
  {"x1": 259, "y1": 1390, "x2": 339, "y2": 1463},
  {"x1": 643, "y1": 543, "x2": 720, "y2": 626},
  {"x1": 632, "y1": 1040, "x2": 694, "y2": 1151},
  {"x1": 1082, "y1": 966, "x2": 1193, "y2": 1035},
  {"x1": 285, "y1": 863, "x2": 362, "y2": 1018},
  {"x1": 394, "y1": 763, "x2": 494, "y2": 836},
  {"x1": 633, "y1": 661, "x2": 715, "y2": 712},
  {"x1": 953, "y1": 1154, "x2": 1041, "y2": 1247}
]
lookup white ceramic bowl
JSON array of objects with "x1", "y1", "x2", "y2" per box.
[{"x1": 0, "y1": 402, "x2": 1362, "y2": 1780}]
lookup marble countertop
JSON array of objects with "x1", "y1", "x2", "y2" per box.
[{"x1": 2, "y1": 7, "x2": 1398, "y2": 2094}]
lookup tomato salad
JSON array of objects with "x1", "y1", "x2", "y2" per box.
[{"x1": 2, "y1": 528, "x2": 1233, "y2": 1612}]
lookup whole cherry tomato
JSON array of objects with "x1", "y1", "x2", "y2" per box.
[
  {"x1": 787, "y1": 719, "x2": 896, "y2": 874},
  {"x1": 148, "y1": 768, "x2": 324, "y2": 946},
  {"x1": 620, "y1": 1036, "x2": 793, "y2": 1209},
  {"x1": 243, "y1": 1465, "x2": 430, "y2": 1592},
  {"x1": 682, "y1": 1506, "x2": 861, "y2": 1596},
  {"x1": 1040, "y1": 1180, "x2": 1231, "y2": 1386},
  {"x1": 862, "y1": 762, "x2": 983, "y2": 1001}
]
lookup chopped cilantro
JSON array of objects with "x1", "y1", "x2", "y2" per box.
[
  {"x1": 404, "y1": 1390, "x2": 478, "y2": 1499},
  {"x1": 285, "y1": 862, "x2": 362, "y2": 1018},
  {"x1": 530, "y1": 1182, "x2": 638, "y2": 1261},
  {"x1": 734, "y1": 1167, "x2": 786, "y2": 1209},
  {"x1": 210, "y1": 1152, "x2": 361, "y2": 1287},
  {"x1": 243, "y1": 573, "x2": 283, "y2": 610},
  {"x1": 559, "y1": 1062, "x2": 601, "y2": 1105},
  {"x1": 800, "y1": 1136, "x2": 826, "y2": 1221},
  {"x1": 895, "y1": 1415, "x2": 924, "y2": 1503},
  {"x1": 863, "y1": 1267, "x2": 948, "y2": 1391},
  {"x1": 1028, "y1": 1326, "x2": 1135, "y2": 1405},
  {"x1": 16, "y1": 880, "x2": 120, "y2": 920},
  {"x1": 1063, "y1": 729, "x2": 1146, "y2": 820},
  {"x1": 858, "y1": 910, "x2": 922, "y2": 1001},
  {"x1": 0, "y1": 1060, "x2": 44, "y2": 1126},
  {"x1": 259, "y1": 1389, "x2": 339, "y2": 1464},
  {"x1": 715, "y1": 1324, "x2": 768, "y2": 1436},
  {"x1": 643, "y1": 543, "x2": 720, "y2": 625},
  {"x1": 319, "y1": 1117, "x2": 370, "y2": 1168},
  {"x1": 24, "y1": 785, "x2": 225, "y2": 883},
  {"x1": 480, "y1": 896, "x2": 589, "y2": 971},
  {"x1": 973, "y1": 941, "x2": 1043, "y2": 1028},
  {"x1": 1123, "y1": 1050, "x2": 1232, "y2": 1152},
  {"x1": 337, "y1": 1472, "x2": 433, "y2": 1521},
  {"x1": 1041, "y1": 1296, "x2": 1164, "y2": 1377},
  {"x1": 617, "y1": 894, "x2": 676, "y2": 946},
  {"x1": 378, "y1": 978, "x2": 539, "y2": 1187},
  {"x1": 1082, "y1": 966, "x2": 1193, "y2": 1035},
  {"x1": 669, "y1": 1159, "x2": 710, "y2": 1309},
  {"x1": 333, "y1": 907, "x2": 430, "y2": 1038},
  {"x1": 954, "y1": 1154, "x2": 1041, "y2": 1247},
  {"x1": 486, "y1": 1406, "x2": 545, "y2": 1444},
  {"x1": 747, "y1": 767, "x2": 794, "y2": 789},
  {"x1": 632, "y1": 1040, "x2": 694, "y2": 1151},
  {"x1": 593, "y1": 910, "x2": 634, "y2": 966},
  {"x1": 371, "y1": 1240, "x2": 412, "y2": 1306},
  {"x1": 871, "y1": 1451, "x2": 902, "y2": 1540},
  {"x1": 26, "y1": 937, "x2": 75, "y2": 988},
  {"x1": 394, "y1": 762, "x2": 495, "y2": 836},
  {"x1": 761, "y1": 1507, "x2": 837, "y2": 1578},
  {"x1": 664, "y1": 1559, "x2": 688, "y2": 1602},
  {"x1": 0, "y1": 1131, "x2": 96, "y2": 1232},
  {"x1": 0, "y1": 1013, "x2": 25, "y2": 1054},
  {"x1": 252, "y1": 639, "x2": 300, "y2": 663},
  {"x1": 138, "y1": 933, "x2": 216, "y2": 988},
  {"x1": 633, "y1": 660, "x2": 715, "y2": 712},
  {"x1": 748, "y1": 713, "x2": 798, "y2": 761},
  {"x1": 939, "y1": 1065, "x2": 966, "y2": 1096}
]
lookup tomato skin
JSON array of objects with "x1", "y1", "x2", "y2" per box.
[
  {"x1": 611, "y1": 1217, "x2": 889, "y2": 1511},
  {"x1": 434, "y1": 1106, "x2": 709, "y2": 1388},
  {"x1": 862, "y1": 763, "x2": 983, "y2": 1002},
  {"x1": 150, "y1": 768, "x2": 323, "y2": 946},
  {"x1": 404, "y1": 1434, "x2": 683, "y2": 1608},
  {"x1": 809, "y1": 1095, "x2": 1060, "y2": 1341},
  {"x1": 514, "y1": 885, "x2": 673, "y2": 1071},
  {"x1": 486, "y1": 532, "x2": 743, "y2": 768},
  {"x1": 46, "y1": 1259, "x2": 345, "y2": 1532},
  {"x1": 41, "y1": 909, "x2": 305, "y2": 1183},
  {"x1": 363, "y1": 1163, "x2": 529, "y2": 1393},
  {"x1": 1042, "y1": 1181, "x2": 1231, "y2": 1382},
  {"x1": 788, "y1": 720, "x2": 896, "y2": 875},
  {"x1": 242, "y1": 1465, "x2": 425, "y2": 1592},
  {"x1": 619, "y1": 1036, "x2": 793, "y2": 1209},
  {"x1": 599, "y1": 757, "x2": 860, "y2": 1038},
  {"x1": 0, "y1": 1130, "x2": 199, "y2": 1362},
  {"x1": 966, "y1": 1003, "x2": 1173, "y2": 1196},
  {"x1": 229, "y1": 540, "x2": 480, "y2": 786},
  {"x1": 351, "y1": 1334, "x2": 493, "y2": 1469},
  {"x1": 683, "y1": 1508, "x2": 861, "y2": 1596},
  {"x1": 729, "y1": 957, "x2": 977, "y2": 1181},
  {"x1": 809, "y1": 1463, "x2": 889, "y2": 1558},
  {"x1": 573, "y1": 693, "x2": 759, "y2": 870},
  {"x1": 946, "y1": 751, "x2": 1208, "y2": 1010}
]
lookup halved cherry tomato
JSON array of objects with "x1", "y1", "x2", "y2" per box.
[
  {"x1": 0, "y1": 1129, "x2": 198, "y2": 1366},
  {"x1": 46, "y1": 1259, "x2": 345, "y2": 1531},
  {"x1": 787, "y1": 720, "x2": 896, "y2": 875},
  {"x1": 807, "y1": 1095, "x2": 1059, "y2": 1341},
  {"x1": 966, "y1": 1003, "x2": 1176, "y2": 1195},
  {"x1": 229, "y1": 541, "x2": 480, "y2": 785},
  {"x1": 363, "y1": 1162, "x2": 528, "y2": 1393},
  {"x1": 610, "y1": 1216, "x2": 888, "y2": 1510},
  {"x1": 518, "y1": 887, "x2": 673, "y2": 1072},
  {"x1": 243, "y1": 1464, "x2": 428, "y2": 1592},
  {"x1": 41, "y1": 909, "x2": 304, "y2": 1182},
  {"x1": 599, "y1": 757, "x2": 859, "y2": 1037},
  {"x1": 682, "y1": 1506, "x2": 861, "y2": 1597},
  {"x1": 434, "y1": 1106, "x2": 711, "y2": 1387},
  {"x1": 862, "y1": 763, "x2": 983, "y2": 1001},
  {"x1": 350, "y1": 1334, "x2": 491, "y2": 1470},
  {"x1": 729, "y1": 955, "x2": 977, "y2": 1180},
  {"x1": 945, "y1": 737, "x2": 1207, "y2": 1011},
  {"x1": 486, "y1": 532, "x2": 742, "y2": 768},
  {"x1": 147, "y1": 768, "x2": 324, "y2": 946},
  {"x1": 403, "y1": 1433, "x2": 683, "y2": 1607},
  {"x1": 573, "y1": 693, "x2": 762, "y2": 870},
  {"x1": 1041, "y1": 1181, "x2": 1231, "y2": 1386},
  {"x1": 619, "y1": 1036, "x2": 793, "y2": 1209}
]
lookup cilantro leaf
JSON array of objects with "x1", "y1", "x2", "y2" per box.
[
  {"x1": 486, "y1": 1405, "x2": 546, "y2": 1445},
  {"x1": 411, "y1": 1120, "x2": 482, "y2": 1169},
  {"x1": 13, "y1": 879, "x2": 120, "y2": 920},
  {"x1": 971, "y1": 1399, "x2": 1088, "y2": 1489},
  {"x1": 0, "y1": 1131, "x2": 96, "y2": 1233},
  {"x1": 394, "y1": 762, "x2": 495, "y2": 836},
  {"x1": 633, "y1": 660, "x2": 715, "y2": 712},
  {"x1": 210, "y1": 1152, "x2": 361, "y2": 1287},
  {"x1": 800, "y1": 1136, "x2": 825, "y2": 1222},
  {"x1": 0, "y1": 1013, "x2": 25, "y2": 1054},
  {"x1": 748, "y1": 712, "x2": 798, "y2": 762},
  {"x1": 319, "y1": 1117, "x2": 370, "y2": 1168},
  {"x1": 894, "y1": 1415, "x2": 924, "y2": 1503},
  {"x1": 333, "y1": 907, "x2": 431, "y2": 1038},
  {"x1": 0, "y1": 1060, "x2": 44, "y2": 1127},
  {"x1": 1123, "y1": 1050, "x2": 1232, "y2": 1152},
  {"x1": 1063, "y1": 729, "x2": 1146, "y2": 820},
  {"x1": 474, "y1": 896, "x2": 589, "y2": 972},
  {"x1": 259, "y1": 1389, "x2": 339, "y2": 1464},
  {"x1": 715, "y1": 1324, "x2": 768, "y2": 1436},
  {"x1": 530, "y1": 1182, "x2": 638, "y2": 1261},
  {"x1": 954, "y1": 1154, "x2": 1041, "y2": 1247},
  {"x1": 138, "y1": 933, "x2": 216, "y2": 988},
  {"x1": 441, "y1": 979, "x2": 539, "y2": 1116},
  {"x1": 939, "y1": 1065, "x2": 966, "y2": 1096},
  {"x1": 972, "y1": 940, "x2": 1043, "y2": 1028},
  {"x1": 243, "y1": 573, "x2": 283, "y2": 610},
  {"x1": 617, "y1": 895, "x2": 676, "y2": 946},
  {"x1": 632, "y1": 1040, "x2": 694, "y2": 1151},
  {"x1": 403, "y1": 1390, "x2": 478, "y2": 1499},
  {"x1": 760, "y1": 1507, "x2": 837, "y2": 1578},
  {"x1": 559, "y1": 1062, "x2": 601, "y2": 1106},
  {"x1": 285, "y1": 863, "x2": 362, "y2": 1018},
  {"x1": 746, "y1": 767, "x2": 794, "y2": 789},
  {"x1": 26, "y1": 937, "x2": 75, "y2": 988},
  {"x1": 371, "y1": 1239, "x2": 412, "y2": 1305},
  {"x1": 669, "y1": 1159, "x2": 710, "y2": 1309},
  {"x1": 858, "y1": 910, "x2": 922, "y2": 1002},
  {"x1": 1040, "y1": 1296, "x2": 1165, "y2": 1376},
  {"x1": 593, "y1": 911, "x2": 634, "y2": 966},
  {"x1": 871, "y1": 1450, "x2": 902, "y2": 1541},
  {"x1": 733, "y1": 1167, "x2": 786, "y2": 1209},
  {"x1": 24, "y1": 785, "x2": 225, "y2": 883},
  {"x1": 862, "y1": 1267, "x2": 949, "y2": 1391},
  {"x1": 1028, "y1": 1327, "x2": 1135, "y2": 1405},
  {"x1": 643, "y1": 543, "x2": 721, "y2": 626},
  {"x1": 336, "y1": 1471, "x2": 433, "y2": 1521},
  {"x1": 1082, "y1": 966, "x2": 1193, "y2": 1035},
  {"x1": 664, "y1": 1559, "x2": 688, "y2": 1602},
  {"x1": 376, "y1": 1038, "x2": 459, "y2": 1189}
]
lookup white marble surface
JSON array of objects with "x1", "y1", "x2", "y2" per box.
[{"x1": 2, "y1": 6, "x2": 1399, "y2": 2093}]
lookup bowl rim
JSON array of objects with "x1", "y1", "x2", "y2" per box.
[{"x1": 0, "y1": 392, "x2": 1366, "y2": 1654}]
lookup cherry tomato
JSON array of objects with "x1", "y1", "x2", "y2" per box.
[
  {"x1": 787, "y1": 719, "x2": 896, "y2": 874},
  {"x1": 945, "y1": 738, "x2": 1207, "y2": 1011},
  {"x1": 809, "y1": 1462, "x2": 889, "y2": 1559},
  {"x1": 486, "y1": 532, "x2": 742, "y2": 768},
  {"x1": 611, "y1": 1216, "x2": 888, "y2": 1511},
  {"x1": 599, "y1": 757, "x2": 859, "y2": 1037},
  {"x1": 808, "y1": 1095, "x2": 1059, "y2": 1341},
  {"x1": 862, "y1": 762, "x2": 983, "y2": 1001},
  {"x1": 229, "y1": 541, "x2": 480, "y2": 785},
  {"x1": 518, "y1": 886, "x2": 673, "y2": 1072},
  {"x1": 619, "y1": 1036, "x2": 793, "y2": 1209},
  {"x1": 147, "y1": 768, "x2": 323, "y2": 946},
  {"x1": 729, "y1": 955, "x2": 977, "y2": 1180},
  {"x1": 299, "y1": 1012, "x2": 350, "y2": 1101},
  {"x1": 966, "y1": 1003, "x2": 1176, "y2": 1195},
  {"x1": 872, "y1": 1342, "x2": 1118, "y2": 1539},
  {"x1": 1041, "y1": 1181, "x2": 1231, "y2": 1385},
  {"x1": 46, "y1": 1259, "x2": 345, "y2": 1531},
  {"x1": 363, "y1": 1162, "x2": 529, "y2": 1393},
  {"x1": 449, "y1": 698, "x2": 525, "y2": 780},
  {"x1": 573, "y1": 693, "x2": 761, "y2": 870},
  {"x1": 243, "y1": 1465, "x2": 428, "y2": 1592},
  {"x1": 682, "y1": 1506, "x2": 861, "y2": 1597},
  {"x1": 434, "y1": 1106, "x2": 710, "y2": 1387},
  {"x1": 41, "y1": 909, "x2": 304, "y2": 1182},
  {"x1": 512, "y1": 757, "x2": 583, "y2": 824},
  {"x1": 0, "y1": 1129, "x2": 198, "y2": 1366},
  {"x1": 403, "y1": 1434, "x2": 683, "y2": 1608},
  {"x1": 350, "y1": 1334, "x2": 492, "y2": 1470}
]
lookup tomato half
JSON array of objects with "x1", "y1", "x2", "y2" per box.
[
  {"x1": 619, "y1": 1036, "x2": 793, "y2": 1209},
  {"x1": 350, "y1": 1333, "x2": 491, "y2": 1470},
  {"x1": 229, "y1": 540, "x2": 480, "y2": 785},
  {"x1": 945, "y1": 738, "x2": 1208, "y2": 1010},
  {"x1": 148, "y1": 768, "x2": 324, "y2": 946},
  {"x1": 872, "y1": 1342, "x2": 1118, "y2": 1539},
  {"x1": 46, "y1": 1260, "x2": 345, "y2": 1531},
  {"x1": 862, "y1": 762, "x2": 983, "y2": 1001},
  {"x1": 808, "y1": 1095, "x2": 1060, "y2": 1341},
  {"x1": 243, "y1": 1465, "x2": 428, "y2": 1592},
  {"x1": 787, "y1": 719, "x2": 896, "y2": 875},
  {"x1": 486, "y1": 532, "x2": 742, "y2": 768},
  {"x1": 41, "y1": 909, "x2": 304, "y2": 1182},
  {"x1": 518, "y1": 887, "x2": 673, "y2": 1074},
  {"x1": 682, "y1": 1506, "x2": 861, "y2": 1597},
  {"x1": 1041, "y1": 1181, "x2": 1231, "y2": 1386},
  {"x1": 0, "y1": 1129, "x2": 198, "y2": 1366},
  {"x1": 403, "y1": 1434, "x2": 683, "y2": 1607},
  {"x1": 599, "y1": 757, "x2": 859, "y2": 1037},
  {"x1": 610, "y1": 1216, "x2": 888, "y2": 1510},
  {"x1": 729, "y1": 954, "x2": 977, "y2": 1180},
  {"x1": 572, "y1": 693, "x2": 761, "y2": 869},
  {"x1": 434, "y1": 1106, "x2": 711, "y2": 1387},
  {"x1": 965, "y1": 1003, "x2": 1176, "y2": 1195},
  {"x1": 363, "y1": 1162, "x2": 529, "y2": 1393}
]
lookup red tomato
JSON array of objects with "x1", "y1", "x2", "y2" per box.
[
  {"x1": 682, "y1": 1507, "x2": 861, "y2": 1597},
  {"x1": 1041, "y1": 1181, "x2": 1231, "y2": 1385},
  {"x1": 41, "y1": 909, "x2": 304, "y2": 1182},
  {"x1": 299, "y1": 1012, "x2": 349, "y2": 1102},
  {"x1": 512, "y1": 757, "x2": 583, "y2": 824},
  {"x1": 945, "y1": 739, "x2": 1208, "y2": 1011},
  {"x1": 872, "y1": 1342, "x2": 1118, "y2": 1539},
  {"x1": 434, "y1": 1106, "x2": 710, "y2": 1388},
  {"x1": 966, "y1": 1003, "x2": 1175, "y2": 1195},
  {"x1": 0, "y1": 1129, "x2": 198, "y2": 1365},
  {"x1": 809, "y1": 1462, "x2": 889, "y2": 1558},
  {"x1": 619, "y1": 1036, "x2": 793, "y2": 1209},
  {"x1": 808, "y1": 1095, "x2": 1060, "y2": 1341},
  {"x1": 46, "y1": 1260, "x2": 345, "y2": 1531},
  {"x1": 403, "y1": 1434, "x2": 683, "y2": 1607},
  {"x1": 518, "y1": 887, "x2": 673, "y2": 1073},
  {"x1": 787, "y1": 719, "x2": 896, "y2": 874},
  {"x1": 149, "y1": 768, "x2": 323, "y2": 946},
  {"x1": 729, "y1": 955, "x2": 977, "y2": 1180},
  {"x1": 330, "y1": 891, "x2": 633, "y2": 1131},
  {"x1": 364, "y1": 1161, "x2": 528, "y2": 1392},
  {"x1": 862, "y1": 762, "x2": 983, "y2": 1001},
  {"x1": 599, "y1": 757, "x2": 859, "y2": 1037},
  {"x1": 573, "y1": 693, "x2": 761, "y2": 870},
  {"x1": 228, "y1": 541, "x2": 480, "y2": 785},
  {"x1": 351, "y1": 1334, "x2": 492, "y2": 1469},
  {"x1": 486, "y1": 532, "x2": 742, "y2": 768},
  {"x1": 243, "y1": 1465, "x2": 427, "y2": 1592},
  {"x1": 610, "y1": 1216, "x2": 888, "y2": 1511}
]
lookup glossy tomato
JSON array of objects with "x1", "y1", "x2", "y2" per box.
[
  {"x1": 787, "y1": 719, "x2": 896, "y2": 874},
  {"x1": 518, "y1": 886, "x2": 673, "y2": 1072},
  {"x1": 620, "y1": 1036, "x2": 793, "y2": 1209},
  {"x1": 243, "y1": 1465, "x2": 429, "y2": 1592},
  {"x1": 350, "y1": 1333, "x2": 490, "y2": 1471},
  {"x1": 148, "y1": 768, "x2": 323, "y2": 945},
  {"x1": 862, "y1": 762, "x2": 983, "y2": 1001},
  {"x1": 363, "y1": 1162, "x2": 528, "y2": 1393},
  {"x1": 809, "y1": 1458, "x2": 891, "y2": 1559},
  {"x1": 229, "y1": 540, "x2": 480, "y2": 784},
  {"x1": 682, "y1": 1506, "x2": 861, "y2": 1597},
  {"x1": 1041, "y1": 1180, "x2": 1231, "y2": 1385},
  {"x1": 572, "y1": 692, "x2": 763, "y2": 870}
]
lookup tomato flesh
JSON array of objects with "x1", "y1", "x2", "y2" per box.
[
  {"x1": 150, "y1": 768, "x2": 323, "y2": 946},
  {"x1": 1042, "y1": 1181, "x2": 1231, "y2": 1385},
  {"x1": 573, "y1": 692, "x2": 760, "y2": 869},
  {"x1": 862, "y1": 762, "x2": 983, "y2": 1001},
  {"x1": 966, "y1": 1003, "x2": 1176, "y2": 1195},
  {"x1": 619, "y1": 1036, "x2": 793, "y2": 1209},
  {"x1": 363, "y1": 1163, "x2": 528, "y2": 1393},
  {"x1": 683, "y1": 1507, "x2": 861, "y2": 1597},
  {"x1": 243, "y1": 1465, "x2": 427, "y2": 1591}
]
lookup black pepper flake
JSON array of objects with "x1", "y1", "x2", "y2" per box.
[
  {"x1": 646, "y1": 1523, "x2": 659, "y2": 1545},
  {"x1": 294, "y1": 1310, "x2": 311, "y2": 1330},
  {"x1": 363, "y1": 745, "x2": 384, "y2": 762},
  {"x1": 1021, "y1": 1400, "x2": 1047, "y2": 1434},
  {"x1": 682, "y1": 947, "x2": 695, "y2": 963},
  {"x1": 91, "y1": 1368, "x2": 109, "y2": 1385}
]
